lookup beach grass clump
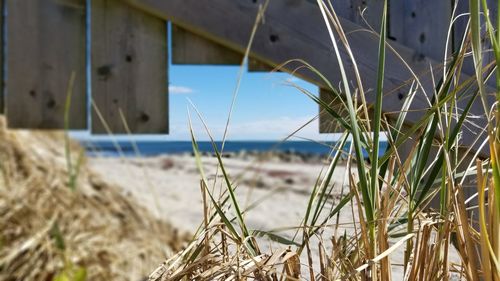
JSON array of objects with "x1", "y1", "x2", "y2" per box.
[
  {"x1": 0, "y1": 117, "x2": 188, "y2": 281},
  {"x1": 148, "y1": 0, "x2": 500, "y2": 280}
]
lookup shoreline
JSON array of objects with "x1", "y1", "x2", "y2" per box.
[{"x1": 81, "y1": 139, "x2": 382, "y2": 159}]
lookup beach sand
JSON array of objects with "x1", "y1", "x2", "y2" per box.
[{"x1": 88, "y1": 153, "x2": 351, "y2": 234}]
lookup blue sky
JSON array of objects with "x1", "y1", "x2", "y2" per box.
[{"x1": 167, "y1": 64, "x2": 332, "y2": 141}]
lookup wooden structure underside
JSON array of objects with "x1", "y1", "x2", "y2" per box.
[{"x1": 0, "y1": 0, "x2": 494, "y2": 157}]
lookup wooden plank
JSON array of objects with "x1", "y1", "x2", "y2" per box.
[
  {"x1": 172, "y1": 24, "x2": 270, "y2": 70},
  {"x1": 172, "y1": 26, "x2": 269, "y2": 71},
  {"x1": 172, "y1": 24, "x2": 242, "y2": 65},
  {"x1": 125, "y1": 0, "x2": 493, "y2": 156},
  {"x1": 91, "y1": 0, "x2": 168, "y2": 134},
  {"x1": 172, "y1": 24, "x2": 272, "y2": 70},
  {"x1": 268, "y1": 0, "x2": 384, "y2": 62},
  {"x1": 248, "y1": 58, "x2": 276, "y2": 72},
  {"x1": 6, "y1": 0, "x2": 86, "y2": 129}
]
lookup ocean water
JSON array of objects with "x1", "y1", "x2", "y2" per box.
[{"x1": 81, "y1": 140, "x2": 388, "y2": 158}]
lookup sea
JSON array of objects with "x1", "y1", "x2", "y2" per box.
[{"x1": 80, "y1": 140, "x2": 388, "y2": 158}]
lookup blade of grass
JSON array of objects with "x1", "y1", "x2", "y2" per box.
[
  {"x1": 316, "y1": 0, "x2": 374, "y2": 240},
  {"x1": 369, "y1": 0, "x2": 387, "y2": 211},
  {"x1": 188, "y1": 102, "x2": 258, "y2": 256},
  {"x1": 188, "y1": 111, "x2": 238, "y2": 238},
  {"x1": 63, "y1": 72, "x2": 84, "y2": 191}
]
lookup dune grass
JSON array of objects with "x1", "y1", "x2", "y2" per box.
[{"x1": 144, "y1": 0, "x2": 500, "y2": 279}]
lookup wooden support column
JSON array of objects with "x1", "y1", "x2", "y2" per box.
[
  {"x1": 387, "y1": 0, "x2": 483, "y2": 204},
  {"x1": 91, "y1": 0, "x2": 168, "y2": 134},
  {"x1": 453, "y1": 0, "x2": 497, "y2": 86},
  {"x1": 389, "y1": 0, "x2": 452, "y2": 61},
  {"x1": 6, "y1": 0, "x2": 87, "y2": 129}
]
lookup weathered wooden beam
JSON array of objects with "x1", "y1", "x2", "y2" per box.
[
  {"x1": 172, "y1": 25, "x2": 278, "y2": 71},
  {"x1": 248, "y1": 58, "x2": 274, "y2": 72},
  {"x1": 172, "y1": 24, "x2": 242, "y2": 65},
  {"x1": 247, "y1": 58, "x2": 284, "y2": 72},
  {"x1": 6, "y1": 0, "x2": 87, "y2": 129},
  {"x1": 124, "y1": 0, "x2": 492, "y2": 156},
  {"x1": 91, "y1": 0, "x2": 168, "y2": 134}
]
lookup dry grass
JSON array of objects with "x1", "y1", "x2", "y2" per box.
[
  {"x1": 143, "y1": 143, "x2": 496, "y2": 281},
  {"x1": 0, "y1": 117, "x2": 188, "y2": 281}
]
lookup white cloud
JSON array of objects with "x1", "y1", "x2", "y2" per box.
[
  {"x1": 169, "y1": 85, "x2": 195, "y2": 94},
  {"x1": 175, "y1": 115, "x2": 341, "y2": 141},
  {"x1": 227, "y1": 116, "x2": 320, "y2": 140}
]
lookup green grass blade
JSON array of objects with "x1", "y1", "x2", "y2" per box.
[
  {"x1": 189, "y1": 103, "x2": 259, "y2": 255},
  {"x1": 316, "y1": 0, "x2": 373, "y2": 228},
  {"x1": 369, "y1": 0, "x2": 387, "y2": 212},
  {"x1": 187, "y1": 111, "x2": 240, "y2": 240},
  {"x1": 64, "y1": 72, "x2": 78, "y2": 191},
  {"x1": 310, "y1": 133, "x2": 349, "y2": 226},
  {"x1": 378, "y1": 82, "x2": 417, "y2": 186},
  {"x1": 252, "y1": 230, "x2": 301, "y2": 246},
  {"x1": 413, "y1": 87, "x2": 480, "y2": 210}
]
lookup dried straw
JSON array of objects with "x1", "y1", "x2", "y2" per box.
[{"x1": 0, "y1": 117, "x2": 188, "y2": 280}]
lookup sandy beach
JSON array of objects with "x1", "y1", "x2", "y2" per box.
[
  {"x1": 88, "y1": 153, "x2": 351, "y2": 235},
  {"x1": 87, "y1": 152, "x2": 432, "y2": 279}
]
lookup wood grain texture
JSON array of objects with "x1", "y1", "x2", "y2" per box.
[
  {"x1": 125, "y1": 0, "x2": 492, "y2": 155},
  {"x1": 91, "y1": 0, "x2": 167, "y2": 134},
  {"x1": 6, "y1": 0, "x2": 86, "y2": 129},
  {"x1": 172, "y1": 24, "x2": 242, "y2": 65}
]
